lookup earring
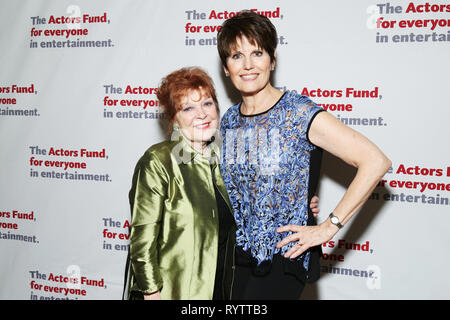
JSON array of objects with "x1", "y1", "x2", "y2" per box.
[
  {"x1": 271, "y1": 66, "x2": 275, "y2": 71},
  {"x1": 173, "y1": 125, "x2": 179, "y2": 131},
  {"x1": 225, "y1": 72, "x2": 229, "y2": 77}
]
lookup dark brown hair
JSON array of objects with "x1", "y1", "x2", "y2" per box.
[
  {"x1": 217, "y1": 10, "x2": 278, "y2": 68},
  {"x1": 156, "y1": 67, "x2": 218, "y2": 125}
]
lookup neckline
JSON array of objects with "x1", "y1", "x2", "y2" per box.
[
  {"x1": 238, "y1": 91, "x2": 287, "y2": 118},
  {"x1": 176, "y1": 134, "x2": 220, "y2": 164}
]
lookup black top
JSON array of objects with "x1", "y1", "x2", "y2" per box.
[{"x1": 212, "y1": 180, "x2": 235, "y2": 300}]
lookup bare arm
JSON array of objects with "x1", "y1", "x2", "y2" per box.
[
  {"x1": 277, "y1": 111, "x2": 391, "y2": 258},
  {"x1": 310, "y1": 111, "x2": 391, "y2": 227}
]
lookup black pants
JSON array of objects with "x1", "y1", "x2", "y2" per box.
[{"x1": 231, "y1": 253, "x2": 306, "y2": 300}]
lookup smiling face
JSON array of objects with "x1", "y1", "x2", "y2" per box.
[
  {"x1": 224, "y1": 35, "x2": 275, "y2": 96},
  {"x1": 174, "y1": 88, "x2": 219, "y2": 153}
]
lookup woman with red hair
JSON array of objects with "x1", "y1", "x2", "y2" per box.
[{"x1": 125, "y1": 67, "x2": 235, "y2": 300}]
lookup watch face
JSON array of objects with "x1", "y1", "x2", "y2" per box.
[{"x1": 331, "y1": 216, "x2": 339, "y2": 224}]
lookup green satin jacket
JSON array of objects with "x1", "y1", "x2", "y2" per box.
[{"x1": 125, "y1": 137, "x2": 236, "y2": 300}]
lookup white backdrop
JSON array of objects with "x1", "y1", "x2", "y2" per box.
[{"x1": 0, "y1": 0, "x2": 449, "y2": 300}]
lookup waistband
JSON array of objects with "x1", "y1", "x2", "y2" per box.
[{"x1": 234, "y1": 245, "x2": 321, "y2": 283}]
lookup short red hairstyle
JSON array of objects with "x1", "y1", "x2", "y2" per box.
[{"x1": 156, "y1": 67, "x2": 219, "y2": 125}]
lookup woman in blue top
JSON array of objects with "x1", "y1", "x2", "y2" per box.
[{"x1": 217, "y1": 11, "x2": 391, "y2": 299}]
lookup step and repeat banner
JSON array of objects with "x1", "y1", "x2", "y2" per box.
[{"x1": 0, "y1": 0, "x2": 449, "y2": 300}]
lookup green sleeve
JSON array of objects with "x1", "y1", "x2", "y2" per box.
[{"x1": 129, "y1": 152, "x2": 168, "y2": 294}]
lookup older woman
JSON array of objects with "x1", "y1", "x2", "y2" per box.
[
  {"x1": 125, "y1": 67, "x2": 236, "y2": 300},
  {"x1": 217, "y1": 11, "x2": 391, "y2": 299}
]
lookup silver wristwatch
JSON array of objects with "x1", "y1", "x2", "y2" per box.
[{"x1": 329, "y1": 213, "x2": 343, "y2": 229}]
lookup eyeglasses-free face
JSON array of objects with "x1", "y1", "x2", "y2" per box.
[
  {"x1": 224, "y1": 35, "x2": 275, "y2": 97},
  {"x1": 174, "y1": 89, "x2": 219, "y2": 153}
]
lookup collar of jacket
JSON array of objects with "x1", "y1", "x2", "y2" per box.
[{"x1": 171, "y1": 133, "x2": 221, "y2": 166}]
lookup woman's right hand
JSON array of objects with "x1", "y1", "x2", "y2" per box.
[{"x1": 143, "y1": 291, "x2": 161, "y2": 300}]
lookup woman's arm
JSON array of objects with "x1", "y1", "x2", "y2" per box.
[
  {"x1": 129, "y1": 153, "x2": 168, "y2": 297},
  {"x1": 277, "y1": 111, "x2": 391, "y2": 258}
]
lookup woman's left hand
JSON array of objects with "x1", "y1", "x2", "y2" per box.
[{"x1": 276, "y1": 222, "x2": 337, "y2": 259}]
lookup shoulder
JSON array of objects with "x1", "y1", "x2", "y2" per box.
[
  {"x1": 220, "y1": 103, "x2": 240, "y2": 129},
  {"x1": 281, "y1": 90, "x2": 320, "y2": 111},
  {"x1": 281, "y1": 90, "x2": 324, "y2": 121},
  {"x1": 137, "y1": 140, "x2": 177, "y2": 170}
]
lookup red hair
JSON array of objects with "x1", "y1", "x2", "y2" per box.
[{"x1": 156, "y1": 67, "x2": 218, "y2": 125}]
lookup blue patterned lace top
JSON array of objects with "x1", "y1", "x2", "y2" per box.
[{"x1": 220, "y1": 90, "x2": 324, "y2": 270}]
